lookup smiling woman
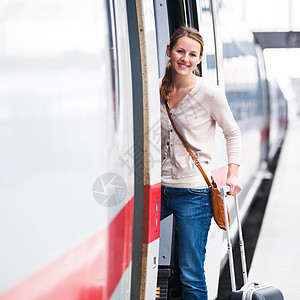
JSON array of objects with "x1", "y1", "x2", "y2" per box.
[
  {"x1": 167, "y1": 36, "x2": 202, "y2": 75},
  {"x1": 159, "y1": 26, "x2": 242, "y2": 299},
  {"x1": 0, "y1": 1, "x2": 290, "y2": 299},
  {"x1": 160, "y1": 27, "x2": 204, "y2": 104}
]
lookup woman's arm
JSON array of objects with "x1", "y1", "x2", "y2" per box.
[
  {"x1": 210, "y1": 88, "x2": 242, "y2": 195},
  {"x1": 226, "y1": 163, "x2": 242, "y2": 196}
]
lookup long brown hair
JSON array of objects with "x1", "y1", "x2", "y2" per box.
[{"x1": 160, "y1": 26, "x2": 204, "y2": 101}]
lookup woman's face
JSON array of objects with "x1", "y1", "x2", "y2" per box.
[{"x1": 167, "y1": 36, "x2": 203, "y2": 77}]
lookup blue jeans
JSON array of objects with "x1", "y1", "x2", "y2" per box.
[{"x1": 161, "y1": 186, "x2": 213, "y2": 300}]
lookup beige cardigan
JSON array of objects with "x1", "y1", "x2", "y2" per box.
[{"x1": 160, "y1": 76, "x2": 241, "y2": 180}]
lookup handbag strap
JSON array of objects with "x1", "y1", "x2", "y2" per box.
[{"x1": 165, "y1": 102, "x2": 212, "y2": 187}]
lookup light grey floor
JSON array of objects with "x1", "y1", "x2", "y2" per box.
[{"x1": 248, "y1": 116, "x2": 300, "y2": 299}]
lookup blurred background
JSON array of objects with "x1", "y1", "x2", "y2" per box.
[{"x1": 229, "y1": 0, "x2": 300, "y2": 117}]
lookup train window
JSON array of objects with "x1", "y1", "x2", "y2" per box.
[
  {"x1": 166, "y1": 0, "x2": 199, "y2": 35},
  {"x1": 198, "y1": 0, "x2": 218, "y2": 84},
  {"x1": 167, "y1": 0, "x2": 186, "y2": 33},
  {"x1": 106, "y1": 0, "x2": 120, "y2": 130},
  {"x1": 218, "y1": 4, "x2": 262, "y2": 120},
  {"x1": 154, "y1": 0, "x2": 171, "y2": 78}
]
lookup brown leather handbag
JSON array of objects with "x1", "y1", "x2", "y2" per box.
[{"x1": 165, "y1": 103, "x2": 230, "y2": 230}]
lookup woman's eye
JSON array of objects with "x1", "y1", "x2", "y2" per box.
[
  {"x1": 191, "y1": 53, "x2": 197, "y2": 57},
  {"x1": 177, "y1": 50, "x2": 183, "y2": 53}
]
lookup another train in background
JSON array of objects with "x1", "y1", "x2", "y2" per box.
[
  {"x1": 268, "y1": 80, "x2": 288, "y2": 166},
  {"x1": 0, "y1": 0, "x2": 287, "y2": 300}
]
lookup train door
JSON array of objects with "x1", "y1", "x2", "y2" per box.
[
  {"x1": 154, "y1": 1, "x2": 224, "y2": 299},
  {"x1": 0, "y1": 1, "x2": 134, "y2": 299},
  {"x1": 154, "y1": 1, "x2": 200, "y2": 298},
  {"x1": 127, "y1": 1, "x2": 161, "y2": 299}
]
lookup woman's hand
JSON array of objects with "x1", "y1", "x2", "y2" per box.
[{"x1": 225, "y1": 163, "x2": 242, "y2": 196}]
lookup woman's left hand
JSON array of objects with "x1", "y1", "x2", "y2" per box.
[
  {"x1": 225, "y1": 175, "x2": 242, "y2": 196},
  {"x1": 226, "y1": 164, "x2": 242, "y2": 196}
]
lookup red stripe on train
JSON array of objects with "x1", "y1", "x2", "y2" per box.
[
  {"x1": 261, "y1": 125, "x2": 269, "y2": 144},
  {"x1": 143, "y1": 183, "x2": 161, "y2": 244},
  {"x1": 0, "y1": 197, "x2": 134, "y2": 300}
]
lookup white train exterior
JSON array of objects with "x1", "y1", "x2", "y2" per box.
[{"x1": 0, "y1": 0, "x2": 287, "y2": 300}]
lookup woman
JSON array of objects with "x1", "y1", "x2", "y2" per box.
[{"x1": 160, "y1": 26, "x2": 242, "y2": 299}]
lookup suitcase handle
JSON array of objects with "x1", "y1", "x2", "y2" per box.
[{"x1": 220, "y1": 186, "x2": 248, "y2": 292}]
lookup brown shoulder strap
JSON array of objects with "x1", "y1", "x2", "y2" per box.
[{"x1": 165, "y1": 103, "x2": 212, "y2": 187}]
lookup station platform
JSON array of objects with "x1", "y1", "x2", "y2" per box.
[{"x1": 248, "y1": 116, "x2": 300, "y2": 299}]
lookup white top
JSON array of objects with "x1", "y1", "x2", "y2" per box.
[
  {"x1": 161, "y1": 108, "x2": 210, "y2": 188},
  {"x1": 161, "y1": 147, "x2": 210, "y2": 188},
  {"x1": 160, "y1": 76, "x2": 241, "y2": 187}
]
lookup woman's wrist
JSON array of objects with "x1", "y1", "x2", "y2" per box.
[{"x1": 226, "y1": 163, "x2": 241, "y2": 195}]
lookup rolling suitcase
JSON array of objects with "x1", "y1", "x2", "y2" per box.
[{"x1": 220, "y1": 186, "x2": 284, "y2": 300}]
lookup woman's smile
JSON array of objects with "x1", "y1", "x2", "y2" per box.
[
  {"x1": 167, "y1": 36, "x2": 202, "y2": 76},
  {"x1": 178, "y1": 62, "x2": 190, "y2": 69}
]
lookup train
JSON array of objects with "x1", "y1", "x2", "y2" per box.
[{"x1": 0, "y1": 0, "x2": 287, "y2": 300}]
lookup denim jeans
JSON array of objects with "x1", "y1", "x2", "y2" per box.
[{"x1": 161, "y1": 186, "x2": 213, "y2": 300}]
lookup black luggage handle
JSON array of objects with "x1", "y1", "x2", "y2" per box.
[{"x1": 220, "y1": 186, "x2": 248, "y2": 292}]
